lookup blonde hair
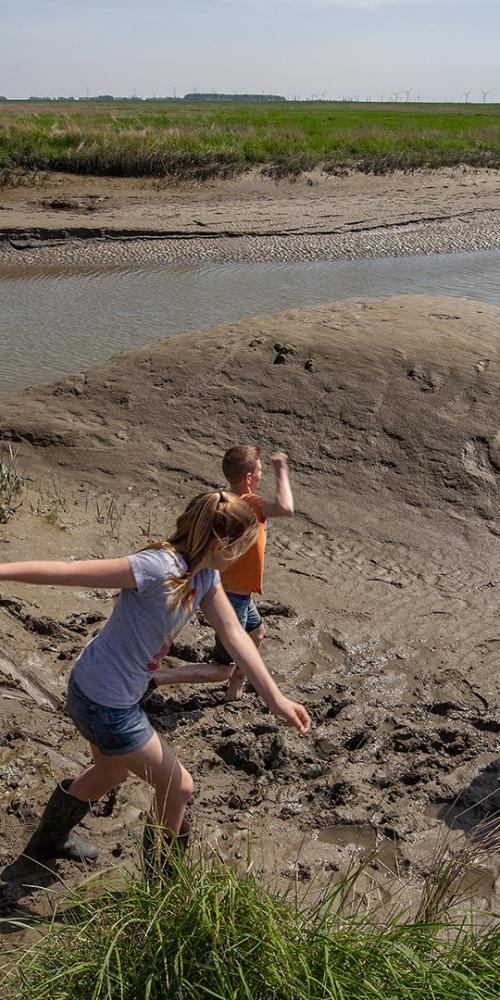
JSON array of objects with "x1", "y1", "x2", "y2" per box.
[
  {"x1": 147, "y1": 490, "x2": 258, "y2": 610},
  {"x1": 222, "y1": 445, "x2": 261, "y2": 485}
]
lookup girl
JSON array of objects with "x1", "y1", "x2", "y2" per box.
[{"x1": 0, "y1": 491, "x2": 311, "y2": 868}]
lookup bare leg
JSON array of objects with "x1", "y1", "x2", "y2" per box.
[
  {"x1": 225, "y1": 622, "x2": 265, "y2": 702},
  {"x1": 153, "y1": 661, "x2": 235, "y2": 686},
  {"x1": 68, "y1": 744, "x2": 129, "y2": 802},
  {"x1": 70, "y1": 733, "x2": 192, "y2": 835}
]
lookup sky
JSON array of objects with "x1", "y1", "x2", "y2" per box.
[{"x1": 1, "y1": 0, "x2": 499, "y2": 103}]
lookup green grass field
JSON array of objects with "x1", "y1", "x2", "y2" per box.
[{"x1": 1, "y1": 100, "x2": 500, "y2": 180}]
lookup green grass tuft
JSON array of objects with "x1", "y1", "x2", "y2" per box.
[{"x1": 2, "y1": 852, "x2": 499, "y2": 1000}]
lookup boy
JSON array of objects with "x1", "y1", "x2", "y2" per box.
[
  {"x1": 142, "y1": 447, "x2": 294, "y2": 704},
  {"x1": 214, "y1": 446, "x2": 294, "y2": 700}
]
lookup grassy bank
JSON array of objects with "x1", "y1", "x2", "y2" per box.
[
  {"x1": 2, "y1": 854, "x2": 499, "y2": 1000},
  {"x1": 1, "y1": 101, "x2": 500, "y2": 181}
]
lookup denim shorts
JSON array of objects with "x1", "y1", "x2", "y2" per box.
[
  {"x1": 66, "y1": 675, "x2": 154, "y2": 756},
  {"x1": 214, "y1": 592, "x2": 263, "y2": 666}
]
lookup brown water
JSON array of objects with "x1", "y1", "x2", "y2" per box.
[{"x1": 2, "y1": 250, "x2": 500, "y2": 394}]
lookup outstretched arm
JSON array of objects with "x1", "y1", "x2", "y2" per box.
[
  {"x1": 0, "y1": 557, "x2": 136, "y2": 590},
  {"x1": 200, "y1": 583, "x2": 310, "y2": 734},
  {"x1": 261, "y1": 451, "x2": 294, "y2": 518}
]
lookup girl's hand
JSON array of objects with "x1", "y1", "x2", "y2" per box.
[{"x1": 272, "y1": 696, "x2": 311, "y2": 735}]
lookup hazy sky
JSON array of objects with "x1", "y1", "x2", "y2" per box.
[{"x1": 2, "y1": 0, "x2": 499, "y2": 103}]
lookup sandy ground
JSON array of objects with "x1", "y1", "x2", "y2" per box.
[
  {"x1": 1, "y1": 293, "x2": 499, "y2": 949},
  {"x1": 1, "y1": 167, "x2": 500, "y2": 265}
]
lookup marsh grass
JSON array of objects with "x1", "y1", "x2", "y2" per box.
[
  {"x1": 2, "y1": 101, "x2": 500, "y2": 180},
  {"x1": 416, "y1": 814, "x2": 500, "y2": 924},
  {"x1": 2, "y1": 842, "x2": 499, "y2": 1000},
  {"x1": 0, "y1": 446, "x2": 24, "y2": 523}
]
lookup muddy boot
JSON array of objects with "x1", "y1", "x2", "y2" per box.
[
  {"x1": 24, "y1": 778, "x2": 99, "y2": 862},
  {"x1": 142, "y1": 820, "x2": 190, "y2": 880}
]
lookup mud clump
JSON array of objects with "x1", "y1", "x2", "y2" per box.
[{"x1": 216, "y1": 725, "x2": 284, "y2": 776}]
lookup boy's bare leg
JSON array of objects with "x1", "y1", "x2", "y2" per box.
[
  {"x1": 154, "y1": 661, "x2": 235, "y2": 686},
  {"x1": 225, "y1": 623, "x2": 265, "y2": 701}
]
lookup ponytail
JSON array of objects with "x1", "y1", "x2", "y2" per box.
[{"x1": 146, "y1": 490, "x2": 258, "y2": 610}]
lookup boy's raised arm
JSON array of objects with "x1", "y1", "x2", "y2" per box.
[{"x1": 261, "y1": 451, "x2": 294, "y2": 518}]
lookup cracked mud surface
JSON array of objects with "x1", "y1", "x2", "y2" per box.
[{"x1": 1, "y1": 294, "x2": 499, "y2": 944}]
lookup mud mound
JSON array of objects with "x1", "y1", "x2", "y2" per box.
[{"x1": 1, "y1": 295, "x2": 500, "y2": 530}]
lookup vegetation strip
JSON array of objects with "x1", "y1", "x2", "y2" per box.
[{"x1": 2, "y1": 101, "x2": 500, "y2": 181}]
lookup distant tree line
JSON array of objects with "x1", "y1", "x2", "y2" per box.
[
  {"x1": 0, "y1": 94, "x2": 287, "y2": 103},
  {"x1": 24, "y1": 95, "x2": 169, "y2": 103},
  {"x1": 182, "y1": 93, "x2": 287, "y2": 102}
]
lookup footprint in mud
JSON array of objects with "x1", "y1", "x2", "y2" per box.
[
  {"x1": 343, "y1": 729, "x2": 371, "y2": 751},
  {"x1": 257, "y1": 600, "x2": 297, "y2": 619},
  {"x1": 388, "y1": 726, "x2": 435, "y2": 754},
  {"x1": 388, "y1": 723, "x2": 474, "y2": 757},
  {"x1": 309, "y1": 694, "x2": 350, "y2": 724},
  {"x1": 140, "y1": 686, "x2": 223, "y2": 734},
  {"x1": 215, "y1": 723, "x2": 284, "y2": 776},
  {"x1": 0, "y1": 598, "x2": 105, "y2": 641},
  {"x1": 318, "y1": 822, "x2": 377, "y2": 852},
  {"x1": 469, "y1": 714, "x2": 500, "y2": 734},
  {"x1": 433, "y1": 727, "x2": 474, "y2": 755}
]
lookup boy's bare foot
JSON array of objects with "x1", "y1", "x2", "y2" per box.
[
  {"x1": 224, "y1": 683, "x2": 245, "y2": 701},
  {"x1": 224, "y1": 668, "x2": 246, "y2": 701}
]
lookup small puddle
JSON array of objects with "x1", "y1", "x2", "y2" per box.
[
  {"x1": 319, "y1": 823, "x2": 377, "y2": 852},
  {"x1": 318, "y1": 824, "x2": 400, "y2": 881},
  {"x1": 425, "y1": 801, "x2": 465, "y2": 824}
]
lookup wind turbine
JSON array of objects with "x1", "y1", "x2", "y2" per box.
[
  {"x1": 481, "y1": 90, "x2": 490, "y2": 104},
  {"x1": 463, "y1": 91, "x2": 471, "y2": 103}
]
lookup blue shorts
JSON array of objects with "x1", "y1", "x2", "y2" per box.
[
  {"x1": 66, "y1": 675, "x2": 154, "y2": 756},
  {"x1": 214, "y1": 592, "x2": 263, "y2": 666}
]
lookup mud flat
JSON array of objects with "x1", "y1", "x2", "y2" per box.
[
  {"x1": 1, "y1": 166, "x2": 500, "y2": 265},
  {"x1": 0, "y1": 294, "x2": 499, "y2": 927}
]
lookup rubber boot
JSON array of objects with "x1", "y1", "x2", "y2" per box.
[
  {"x1": 142, "y1": 820, "x2": 190, "y2": 880},
  {"x1": 24, "y1": 778, "x2": 99, "y2": 862}
]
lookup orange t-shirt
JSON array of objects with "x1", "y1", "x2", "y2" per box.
[{"x1": 221, "y1": 493, "x2": 267, "y2": 595}]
